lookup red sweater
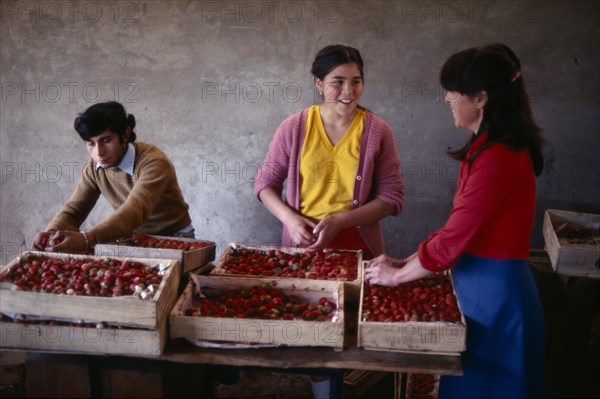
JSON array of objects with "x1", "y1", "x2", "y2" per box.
[{"x1": 418, "y1": 132, "x2": 536, "y2": 272}]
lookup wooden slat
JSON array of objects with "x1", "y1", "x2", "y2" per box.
[{"x1": 0, "y1": 320, "x2": 167, "y2": 357}]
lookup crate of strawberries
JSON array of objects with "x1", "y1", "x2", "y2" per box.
[
  {"x1": 95, "y1": 234, "x2": 216, "y2": 274},
  {"x1": 211, "y1": 243, "x2": 363, "y2": 300},
  {"x1": 358, "y1": 271, "x2": 466, "y2": 355},
  {"x1": 0, "y1": 251, "x2": 180, "y2": 330},
  {"x1": 170, "y1": 275, "x2": 345, "y2": 349}
]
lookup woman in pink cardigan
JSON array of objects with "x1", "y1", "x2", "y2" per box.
[
  {"x1": 254, "y1": 44, "x2": 404, "y2": 260},
  {"x1": 254, "y1": 44, "x2": 404, "y2": 399}
]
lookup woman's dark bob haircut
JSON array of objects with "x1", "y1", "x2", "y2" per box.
[
  {"x1": 441, "y1": 43, "x2": 545, "y2": 175},
  {"x1": 311, "y1": 45, "x2": 364, "y2": 81},
  {"x1": 74, "y1": 101, "x2": 137, "y2": 143}
]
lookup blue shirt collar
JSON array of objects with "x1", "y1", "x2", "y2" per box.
[{"x1": 95, "y1": 143, "x2": 135, "y2": 175}]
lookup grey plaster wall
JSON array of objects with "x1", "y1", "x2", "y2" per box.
[{"x1": 1, "y1": 0, "x2": 599, "y2": 264}]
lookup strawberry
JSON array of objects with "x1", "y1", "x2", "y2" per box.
[
  {"x1": 361, "y1": 274, "x2": 462, "y2": 323},
  {"x1": 220, "y1": 248, "x2": 359, "y2": 281}
]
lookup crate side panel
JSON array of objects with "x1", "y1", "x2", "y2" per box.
[
  {"x1": 0, "y1": 321, "x2": 165, "y2": 357},
  {"x1": 358, "y1": 321, "x2": 465, "y2": 354}
]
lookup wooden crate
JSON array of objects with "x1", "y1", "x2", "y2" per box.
[
  {"x1": 357, "y1": 270, "x2": 466, "y2": 355},
  {"x1": 0, "y1": 318, "x2": 167, "y2": 357},
  {"x1": 170, "y1": 276, "x2": 345, "y2": 349},
  {"x1": 0, "y1": 251, "x2": 180, "y2": 329},
  {"x1": 95, "y1": 235, "x2": 216, "y2": 274},
  {"x1": 211, "y1": 243, "x2": 363, "y2": 300},
  {"x1": 543, "y1": 209, "x2": 600, "y2": 278}
]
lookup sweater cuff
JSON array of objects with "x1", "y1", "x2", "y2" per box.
[{"x1": 417, "y1": 241, "x2": 447, "y2": 273}]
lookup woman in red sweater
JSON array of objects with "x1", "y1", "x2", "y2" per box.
[{"x1": 365, "y1": 44, "x2": 546, "y2": 398}]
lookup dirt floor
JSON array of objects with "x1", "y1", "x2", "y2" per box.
[{"x1": 214, "y1": 370, "x2": 313, "y2": 399}]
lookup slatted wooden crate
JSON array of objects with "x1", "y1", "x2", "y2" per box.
[
  {"x1": 0, "y1": 251, "x2": 180, "y2": 330},
  {"x1": 0, "y1": 318, "x2": 167, "y2": 357},
  {"x1": 95, "y1": 235, "x2": 216, "y2": 274},
  {"x1": 170, "y1": 275, "x2": 345, "y2": 350},
  {"x1": 210, "y1": 243, "x2": 363, "y2": 300},
  {"x1": 543, "y1": 209, "x2": 600, "y2": 278},
  {"x1": 357, "y1": 268, "x2": 466, "y2": 355}
]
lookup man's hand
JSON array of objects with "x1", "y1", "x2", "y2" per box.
[{"x1": 33, "y1": 230, "x2": 90, "y2": 254}]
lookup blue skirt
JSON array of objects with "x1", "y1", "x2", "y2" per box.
[{"x1": 438, "y1": 254, "x2": 546, "y2": 399}]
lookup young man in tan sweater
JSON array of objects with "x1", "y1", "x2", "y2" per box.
[{"x1": 33, "y1": 101, "x2": 193, "y2": 254}]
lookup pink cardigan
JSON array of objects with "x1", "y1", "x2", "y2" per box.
[{"x1": 254, "y1": 108, "x2": 404, "y2": 256}]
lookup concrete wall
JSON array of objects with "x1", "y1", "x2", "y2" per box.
[{"x1": 1, "y1": 0, "x2": 599, "y2": 263}]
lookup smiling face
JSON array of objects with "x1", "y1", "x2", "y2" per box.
[
  {"x1": 316, "y1": 62, "x2": 364, "y2": 120},
  {"x1": 85, "y1": 129, "x2": 129, "y2": 168},
  {"x1": 444, "y1": 91, "x2": 486, "y2": 134}
]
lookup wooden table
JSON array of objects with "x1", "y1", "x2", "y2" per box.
[
  {"x1": 2, "y1": 270, "x2": 463, "y2": 397},
  {"x1": 161, "y1": 333, "x2": 462, "y2": 376},
  {"x1": 5, "y1": 307, "x2": 462, "y2": 398},
  {"x1": 11, "y1": 330, "x2": 461, "y2": 398}
]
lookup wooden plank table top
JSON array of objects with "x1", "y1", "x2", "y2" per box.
[{"x1": 160, "y1": 337, "x2": 463, "y2": 375}]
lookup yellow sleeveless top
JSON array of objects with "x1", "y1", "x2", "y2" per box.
[{"x1": 299, "y1": 105, "x2": 365, "y2": 220}]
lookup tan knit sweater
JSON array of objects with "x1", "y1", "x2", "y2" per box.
[{"x1": 46, "y1": 142, "x2": 192, "y2": 243}]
